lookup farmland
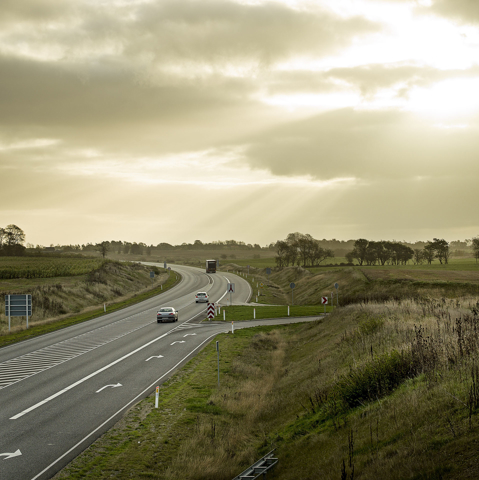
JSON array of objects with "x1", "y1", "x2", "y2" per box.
[{"x1": 0, "y1": 256, "x2": 105, "y2": 279}]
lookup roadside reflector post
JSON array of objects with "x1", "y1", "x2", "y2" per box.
[
  {"x1": 8, "y1": 295, "x2": 11, "y2": 333},
  {"x1": 288, "y1": 305, "x2": 290, "y2": 316},
  {"x1": 216, "y1": 341, "x2": 220, "y2": 386},
  {"x1": 232, "y1": 321, "x2": 234, "y2": 334},
  {"x1": 155, "y1": 386, "x2": 159, "y2": 408},
  {"x1": 223, "y1": 310, "x2": 225, "y2": 321},
  {"x1": 254, "y1": 308, "x2": 256, "y2": 319},
  {"x1": 104, "y1": 304, "x2": 106, "y2": 313},
  {"x1": 161, "y1": 285, "x2": 163, "y2": 290}
]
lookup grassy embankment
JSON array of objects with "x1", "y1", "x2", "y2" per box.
[
  {"x1": 54, "y1": 258, "x2": 479, "y2": 479},
  {"x1": 0, "y1": 257, "x2": 179, "y2": 347}
]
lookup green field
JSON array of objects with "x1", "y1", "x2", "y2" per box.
[
  {"x1": 206, "y1": 304, "x2": 332, "y2": 322},
  {"x1": 0, "y1": 256, "x2": 104, "y2": 279}
]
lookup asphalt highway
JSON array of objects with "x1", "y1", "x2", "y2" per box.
[{"x1": 0, "y1": 264, "x2": 319, "y2": 480}]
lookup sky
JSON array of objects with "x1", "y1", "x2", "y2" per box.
[{"x1": 1, "y1": 0, "x2": 479, "y2": 247}]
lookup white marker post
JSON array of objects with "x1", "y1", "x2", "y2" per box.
[
  {"x1": 232, "y1": 321, "x2": 234, "y2": 334},
  {"x1": 216, "y1": 341, "x2": 220, "y2": 386},
  {"x1": 223, "y1": 310, "x2": 225, "y2": 321},
  {"x1": 288, "y1": 305, "x2": 290, "y2": 316},
  {"x1": 254, "y1": 308, "x2": 256, "y2": 319},
  {"x1": 155, "y1": 386, "x2": 159, "y2": 408}
]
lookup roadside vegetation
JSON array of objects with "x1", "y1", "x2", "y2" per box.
[
  {"x1": 0, "y1": 258, "x2": 178, "y2": 346},
  {"x1": 53, "y1": 254, "x2": 479, "y2": 480}
]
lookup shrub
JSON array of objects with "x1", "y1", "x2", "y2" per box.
[{"x1": 332, "y1": 350, "x2": 418, "y2": 409}]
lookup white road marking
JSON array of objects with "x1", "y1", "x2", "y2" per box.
[
  {"x1": 29, "y1": 331, "x2": 222, "y2": 480},
  {"x1": 170, "y1": 341, "x2": 185, "y2": 345},
  {"x1": 96, "y1": 383, "x2": 122, "y2": 393},
  {"x1": 0, "y1": 449, "x2": 22, "y2": 460},
  {"x1": 183, "y1": 333, "x2": 197, "y2": 337},
  {"x1": 10, "y1": 331, "x2": 170, "y2": 420},
  {"x1": 146, "y1": 355, "x2": 164, "y2": 361}
]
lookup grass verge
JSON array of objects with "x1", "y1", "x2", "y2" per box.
[
  {"x1": 54, "y1": 295, "x2": 479, "y2": 480},
  {"x1": 0, "y1": 270, "x2": 180, "y2": 349},
  {"x1": 205, "y1": 304, "x2": 332, "y2": 322}
]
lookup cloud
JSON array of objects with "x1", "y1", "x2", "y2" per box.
[
  {"x1": 427, "y1": 1, "x2": 479, "y2": 24},
  {"x1": 244, "y1": 108, "x2": 479, "y2": 181}
]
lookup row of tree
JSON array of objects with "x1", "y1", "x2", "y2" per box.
[
  {"x1": 275, "y1": 235, "x2": 479, "y2": 267},
  {"x1": 0, "y1": 225, "x2": 26, "y2": 256},
  {"x1": 3, "y1": 224, "x2": 479, "y2": 264},
  {"x1": 345, "y1": 239, "x2": 415, "y2": 266}
]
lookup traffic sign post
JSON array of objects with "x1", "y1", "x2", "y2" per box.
[
  {"x1": 5, "y1": 294, "x2": 32, "y2": 332},
  {"x1": 227, "y1": 283, "x2": 235, "y2": 306},
  {"x1": 321, "y1": 296, "x2": 328, "y2": 314}
]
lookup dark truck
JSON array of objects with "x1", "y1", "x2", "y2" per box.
[{"x1": 206, "y1": 259, "x2": 216, "y2": 273}]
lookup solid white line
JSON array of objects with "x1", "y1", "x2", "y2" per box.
[
  {"x1": 29, "y1": 331, "x2": 225, "y2": 480},
  {"x1": 10, "y1": 331, "x2": 170, "y2": 420}
]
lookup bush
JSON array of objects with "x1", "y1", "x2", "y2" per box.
[{"x1": 332, "y1": 350, "x2": 418, "y2": 409}]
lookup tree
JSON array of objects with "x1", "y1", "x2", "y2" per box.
[
  {"x1": 471, "y1": 237, "x2": 479, "y2": 263},
  {"x1": 430, "y1": 238, "x2": 450, "y2": 264},
  {"x1": 413, "y1": 249, "x2": 424, "y2": 265},
  {"x1": 423, "y1": 243, "x2": 436, "y2": 264},
  {"x1": 1, "y1": 224, "x2": 26, "y2": 256},
  {"x1": 97, "y1": 241, "x2": 110, "y2": 258},
  {"x1": 310, "y1": 241, "x2": 334, "y2": 266},
  {"x1": 349, "y1": 239, "x2": 369, "y2": 266}
]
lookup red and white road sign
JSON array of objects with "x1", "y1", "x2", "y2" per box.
[
  {"x1": 207, "y1": 303, "x2": 215, "y2": 319},
  {"x1": 321, "y1": 296, "x2": 328, "y2": 305}
]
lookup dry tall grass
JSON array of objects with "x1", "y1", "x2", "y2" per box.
[{"x1": 0, "y1": 261, "x2": 166, "y2": 334}]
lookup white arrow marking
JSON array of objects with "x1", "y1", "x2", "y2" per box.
[
  {"x1": 146, "y1": 355, "x2": 164, "y2": 362},
  {"x1": 183, "y1": 333, "x2": 197, "y2": 337},
  {"x1": 96, "y1": 383, "x2": 122, "y2": 393},
  {"x1": 0, "y1": 449, "x2": 22, "y2": 460},
  {"x1": 170, "y1": 341, "x2": 185, "y2": 345}
]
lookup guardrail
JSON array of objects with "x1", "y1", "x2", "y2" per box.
[{"x1": 232, "y1": 449, "x2": 278, "y2": 480}]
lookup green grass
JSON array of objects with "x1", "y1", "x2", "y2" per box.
[
  {"x1": 54, "y1": 294, "x2": 479, "y2": 479},
  {"x1": 206, "y1": 304, "x2": 332, "y2": 322}
]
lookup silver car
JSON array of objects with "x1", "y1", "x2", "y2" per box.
[
  {"x1": 157, "y1": 307, "x2": 178, "y2": 323},
  {"x1": 195, "y1": 292, "x2": 208, "y2": 303}
]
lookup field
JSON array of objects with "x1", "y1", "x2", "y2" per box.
[{"x1": 0, "y1": 256, "x2": 104, "y2": 279}]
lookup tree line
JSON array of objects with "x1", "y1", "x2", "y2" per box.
[
  {"x1": 2, "y1": 224, "x2": 479, "y2": 264},
  {"x1": 275, "y1": 234, "x2": 479, "y2": 268}
]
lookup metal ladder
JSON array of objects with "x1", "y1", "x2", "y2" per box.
[{"x1": 232, "y1": 449, "x2": 278, "y2": 480}]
